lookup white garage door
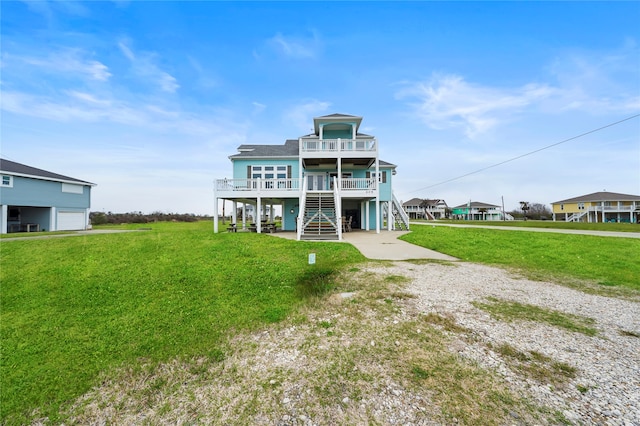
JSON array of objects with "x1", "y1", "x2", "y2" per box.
[{"x1": 57, "y1": 212, "x2": 86, "y2": 231}]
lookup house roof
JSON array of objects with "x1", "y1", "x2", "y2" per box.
[
  {"x1": 402, "y1": 198, "x2": 446, "y2": 207},
  {"x1": 0, "y1": 158, "x2": 95, "y2": 185},
  {"x1": 551, "y1": 191, "x2": 640, "y2": 204},
  {"x1": 452, "y1": 201, "x2": 500, "y2": 209},
  {"x1": 229, "y1": 141, "x2": 397, "y2": 169},
  {"x1": 229, "y1": 140, "x2": 299, "y2": 159},
  {"x1": 313, "y1": 113, "x2": 363, "y2": 135}
]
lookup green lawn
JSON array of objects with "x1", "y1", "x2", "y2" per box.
[
  {"x1": 3, "y1": 221, "x2": 639, "y2": 424},
  {"x1": 0, "y1": 221, "x2": 364, "y2": 424},
  {"x1": 401, "y1": 225, "x2": 640, "y2": 291},
  {"x1": 413, "y1": 219, "x2": 640, "y2": 233}
]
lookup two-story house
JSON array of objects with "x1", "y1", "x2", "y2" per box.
[
  {"x1": 551, "y1": 191, "x2": 640, "y2": 223},
  {"x1": 402, "y1": 198, "x2": 448, "y2": 220},
  {"x1": 451, "y1": 201, "x2": 509, "y2": 221},
  {"x1": 214, "y1": 114, "x2": 410, "y2": 240},
  {"x1": 0, "y1": 158, "x2": 95, "y2": 233}
]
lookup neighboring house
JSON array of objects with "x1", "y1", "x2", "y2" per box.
[
  {"x1": 0, "y1": 159, "x2": 96, "y2": 234},
  {"x1": 214, "y1": 113, "x2": 410, "y2": 240},
  {"x1": 551, "y1": 191, "x2": 640, "y2": 223},
  {"x1": 402, "y1": 198, "x2": 448, "y2": 220},
  {"x1": 451, "y1": 201, "x2": 510, "y2": 221}
]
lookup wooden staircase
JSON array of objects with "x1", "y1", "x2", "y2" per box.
[
  {"x1": 301, "y1": 192, "x2": 339, "y2": 240},
  {"x1": 392, "y1": 193, "x2": 410, "y2": 231}
]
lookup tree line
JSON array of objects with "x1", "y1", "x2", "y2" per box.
[{"x1": 90, "y1": 211, "x2": 212, "y2": 225}]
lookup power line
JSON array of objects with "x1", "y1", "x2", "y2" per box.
[{"x1": 402, "y1": 113, "x2": 640, "y2": 196}]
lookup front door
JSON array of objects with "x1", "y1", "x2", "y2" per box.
[{"x1": 306, "y1": 173, "x2": 326, "y2": 191}]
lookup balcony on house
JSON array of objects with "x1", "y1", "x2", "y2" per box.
[
  {"x1": 214, "y1": 175, "x2": 377, "y2": 198},
  {"x1": 300, "y1": 138, "x2": 377, "y2": 157}
]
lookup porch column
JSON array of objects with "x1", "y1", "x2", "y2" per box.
[
  {"x1": 0, "y1": 204, "x2": 7, "y2": 234},
  {"x1": 257, "y1": 197, "x2": 262, "y2": 233},
  {"x1": 232, "y1": 201, "x2": 237, "y2": 225},
  {"x1": 375, "y1": 157, "x2": 380, "y2": 233},
  {"x1": 387, "y1": 202, "x2": 392, "y2": 231},
  {"x1": 50, "y1": 207, "x2": 57, "y2": 232},
  {"x1": 242, "y1": 203, "x2": 247, "y2": 230},
  {"x1": 365, "y1": 200, "x2": 370, "y2": 231}
]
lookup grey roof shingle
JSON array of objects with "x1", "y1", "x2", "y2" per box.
[
  {"x1": 0, "y1": 158, "x2": 94, "y2": 185},
  {"x1": 230, "y1": 140, "x2": 299, "y2": 158},
  {"x1": 552, "y1": 191, "x2": 640, "y2": 204}
]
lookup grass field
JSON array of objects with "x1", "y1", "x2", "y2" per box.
[
  {"x1": 0, "y1": 221, "x2": 364, "y2": 424},
  {"x1": 2, "y1": 220, "x2": 638, "y2": 424},
  {"x1": 412, "y1": 219, "x2": 640, "y2": 233},
  {"x1": 401, "y1": 224, "x2": 640, "y2": 291}
]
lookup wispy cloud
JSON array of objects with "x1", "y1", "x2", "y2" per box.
[
  {"x1": 396, "y1": 74, "x2": 554, "y2": 139},
  {"x1": 266, "y1": 31, "x2": 321, "y2": 59},
  {"x1": 7, "y1": 49, "x2": 111, "y2": 81},
  {"x1": 118, "y1": 40, "x2": 179, "y2": 93},
  {"x1": 545, "y1": 43, "x2": 640, "y2": 113},
  {"x1": 284, "y1": 100, "x2": 331, "y2": 132}
]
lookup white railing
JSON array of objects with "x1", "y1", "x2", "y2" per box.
[
  {"x1": 301, "y1": 138, "x2": 376, "y2": 153},
  {"x1": 215, "y1": 178, "x2": 301, "y2": 192},
  {"x1": 392, "y1": 192, "x2": 410, "y2": 230},
  {"x1": 334, "y1": 176, "x2": 342, "y2": 240},
  {"x1": 340, "y1": 177, "x2": 376, "y2": 191},
  {"x1": 588, "y1": 205, "x2": 637, "y2": 212},
  {"x1": 216, "y1": 177, "x2": 377, "y2": 194}
]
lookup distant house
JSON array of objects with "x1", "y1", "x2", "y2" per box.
[
  {"x1": 0, "y1": 159, "x2": 96, "y2": 233},
  {"x1": 451, "y1": 201, "x2": 510, "y2": 221},
  {"x1": 402, "y1": 198, "x2": 448, "y2": 220},
  {"x1": 214, "y1": 113, "x2": 410, "y2": 240},
  {"x1": 551, "y1": 191, "x2": 640, "y2": 223}
]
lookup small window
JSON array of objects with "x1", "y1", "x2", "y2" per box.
[
  {"x1": 62, "y1": 183, "x2": 83, "y2": 194},
  {"x1": 1, "y1": 175, "x2": 12, "y2": 187},
  {"x1": 277, "y1": 166, "x2": 287, "y2": 171},
  {"x1": 264, "y1": 166, "x2": 274, "y2": 171},
  {"x1": 252, "y1": 166, "x2": 262, "y2": 171},
  {"x1": 578, "y1": 202, "x2": 585, "y2": 210},
  {"x1": 277, "y1": 173, "x2": 286, "y2": 179},
  {"x1": 560, "y1": 204, "x2": 564, "y2": 211}
]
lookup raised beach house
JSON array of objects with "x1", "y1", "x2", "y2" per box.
[
  {"x1": 213, "y1": 114, "x2": 410, "y2": 240},
  {"x1": 551, "y1": 191, "x2": 640, "y2": 223}
]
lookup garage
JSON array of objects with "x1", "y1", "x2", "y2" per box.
[{"x1": 57, "y1": 211, "x2": 86, "y2": 231}]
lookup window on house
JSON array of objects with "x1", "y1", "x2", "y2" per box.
[
  {"x1": 560, "y1": 204, "x2": 564, "y2": 210},
  {"x1": 366, "y1": 171, "x2": 387, "y2": 183},
  {"x1": 578, "y1": 202, "x2": 585, "y2": 210},
  {"x1": 1, "y1": 175, "x2": 12, "y2": 187}
]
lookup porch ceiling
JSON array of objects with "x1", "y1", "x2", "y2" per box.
[{"x1": 302, "y1": 157, "x2": 374, "y2": 169}]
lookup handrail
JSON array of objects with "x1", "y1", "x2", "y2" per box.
[
  {"x1": 215, "y1": 178, "x2": 301, "y2": 192},
  {"x1": 297, "y1": 181, "x2": 306, "y2": 240},
  {"x1": 334, "y1": 176, "x2": 342, "y2": 240},
  {"x1": 392, "y1": 192, "x2": 410, "y2": 230},
  {"x1": 300, "y1": 138, "x2": 377, "y2": 153}
]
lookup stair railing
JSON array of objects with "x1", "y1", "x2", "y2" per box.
[{"x1": 392, "y1": 192, "x2": 410, "y2": 230}]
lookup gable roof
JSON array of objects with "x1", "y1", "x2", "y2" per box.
[
  {"x1": 552, "y1": 191, "x2": 640, "y2": 204},
  {"x1": 0, "y1": 158, "x2": 95, "y2": 185}
]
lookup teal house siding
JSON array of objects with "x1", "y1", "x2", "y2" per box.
[
  {"x1": 0, "y1": 158, "x2": 95, "y2": 233},
  {"x1": 214, "y1": 114, "x2": 409, "y2": 238},
  {"x1": 3, "y1": 177, "x2": 90, "y2": 208}
]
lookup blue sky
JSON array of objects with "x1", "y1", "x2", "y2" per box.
[{"x1": 2, "y1": 1, "x2": 639, "y2": 214}]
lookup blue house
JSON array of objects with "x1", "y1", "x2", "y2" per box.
[
  {"x1": 214, "y1": 114, "x2": 410, "y2": 240},
  {"x1": 0, "y1": 159, "x2": 95, "y2": 233}
]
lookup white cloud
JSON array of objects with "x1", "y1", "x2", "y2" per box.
[
  {"x1": 10, "y1": 50, "x2": 112, "y2": 81},
  {"x1": 118, "y1": 40, "x2": 180, "y2": 93},
  {"x1": 283, "y1": 100, "x2": 331, "y2": 132},
  {"x1": 396, "y1": 74, "x2": 554, "y2": 139},
  {"x1": 267, "y1": 31, "x2": 321, "y2": 59}
]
